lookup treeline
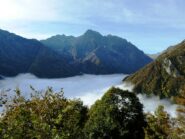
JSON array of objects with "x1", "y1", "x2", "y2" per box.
[{"x1": 0, "y1": 87, "x2": 185, "y2": 139}]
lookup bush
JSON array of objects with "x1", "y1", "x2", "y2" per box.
[{"x1": 0, "y1": 87, "x2": 88, "y2": 139}]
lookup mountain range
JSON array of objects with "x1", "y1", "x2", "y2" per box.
[
  {"x1": 125, "y1": 40, "x2": 185, "y2": 100},
  {"x1": 41, "y1": 30, "x2": 152, "y2": 74},
  {"x1": 0, "y1": 29, "x2": 152, "y2": 78},
  {"x1": 0, "y1": 29, "x2": 78, "y2": 78}
]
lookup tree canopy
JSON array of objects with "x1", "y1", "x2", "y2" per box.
[
  {"x1": 1, "y1": 87, "x2": 185, "y2": 139},
  {"x1": 84, "y1": 87, "x2": 146, "y2": 139},
  {"x1": 0, "y1": 88, "x2": 88, "y2": 139}
]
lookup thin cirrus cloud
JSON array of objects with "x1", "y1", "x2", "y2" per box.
[{"x1": 0, "y1": 0, "x2": 185, "y2": 53}]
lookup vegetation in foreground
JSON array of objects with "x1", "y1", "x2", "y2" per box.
[{"x1": 0, "y1": 87, "x2": 185, "y2": 139}]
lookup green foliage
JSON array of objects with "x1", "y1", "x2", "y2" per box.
[
  {"x1": 84, "y1": 87, "x2": 146, "y2": 139},
  {"x1": 0, "y1": 87, "x2": 147, "y2": 139},
  {"x1": 144, "y1": 105, "x2": 172, "y2": 139},
  {"x1": 144, "y1": 104, "x2": 185, "y2": 139},
  {"x1": 0, "y1": 87, "x2": 88, "y2": 139},
  {"x1": 173, "y1": 88, "x2": 185, "y2": 139},
  {"x1": 3, "y1": 87, "x2": 185, "y2": 139}
]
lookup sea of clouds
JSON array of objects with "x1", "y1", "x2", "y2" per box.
[{"x1": 0, "y1": 73, "x2": 178, "y2": 117}]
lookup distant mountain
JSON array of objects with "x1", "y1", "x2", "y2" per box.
[
  {"x1": 41, "y1": 29, "x2": 152, "y2": 74},
  {"x1": 147, "y1": 45, "x2": 176, "y2": 60},
  {"x1": 125, "y1": 40, "x2": 185, "y2": 99},
  {"x1": 0, "y1": 29, "x2": 152, "y2": 78},
  {"x1": 0, "y1": 29, "x2": 78, "y2": 78},
  {"x1": 147, "y1": 53, "x2": 161, "y2": 59}
]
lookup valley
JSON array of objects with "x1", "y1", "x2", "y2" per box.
[{"x1": 0, "y1": 73, "x2": 178, "y2": 117}]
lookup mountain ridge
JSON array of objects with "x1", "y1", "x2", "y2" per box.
[
  {"x1": 41, "y1": 29, "x2": 152, "y2": 74},
  {"x1": 125, "y1": 40, "x2": 185, "y2": 100},
  {"x1": 0, "y1": 28, "x2": 152, "y2": 78},
  {"x1": 0, "y1": 29, "x2": 79, "y2": 78}
]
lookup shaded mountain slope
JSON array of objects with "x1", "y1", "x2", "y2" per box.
[
  {"x1": 0, "y1": 29, "x2": 152, "y2": 78},
  {"x1": 41, "y1": 30, "x2": 152, "y2": 74},
  {"x1": 0, "y1": 29, "x2": 78, "y2": 78}
]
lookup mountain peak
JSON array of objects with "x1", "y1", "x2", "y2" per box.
[
  {"x1": 84, "y1": 29, "x2": 102, "y2": 37},
  {"x1": 46, "y1": 34, "x2": 75, "y2": 41}
]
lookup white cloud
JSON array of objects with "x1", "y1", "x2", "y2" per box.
[
  {"x1": 0, "y1": 0, "x2": 22, "y2": 20},
  {"x1": 0, "y1": 73, "x2": 178, "y2": 117}
]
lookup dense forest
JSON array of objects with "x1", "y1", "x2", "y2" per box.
[{"x1": 0, "y1": 87, "x2": 185, "y2": 139}]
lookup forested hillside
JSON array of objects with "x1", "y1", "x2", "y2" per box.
[{"x1": 125, "y1": 40, "x2": 185, "y2": 100}]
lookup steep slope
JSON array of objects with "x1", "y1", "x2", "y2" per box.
[
  {"x1": 0, "y1": 29, "x2": 152, "y2": 78},
  {"x1": 0, "y1": 29, "x2": 41, "y2": 76},
  {"x1": 28, "y1": 46, "x2": 79, "y2": 78},
  {"x1": 41, "y1": 30, "x2": 152, "y2": 74},
  {"x1": 125, "y1": 40, "x2": 185, "y2": 99},
  {"x1": 147, "y1": 45, "x2": 176, "y2": 60},
  {"x1": 0, "y1": 29, "x2": 78, "y2": 78}
]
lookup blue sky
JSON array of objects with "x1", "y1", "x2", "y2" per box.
[{"x1": 0, "y1": 0, "x2": 185, "y2": 54}]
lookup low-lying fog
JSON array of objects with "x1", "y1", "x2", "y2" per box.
[{"x1": 0, "y1": 74, "x2": 178, "y2": 117}]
